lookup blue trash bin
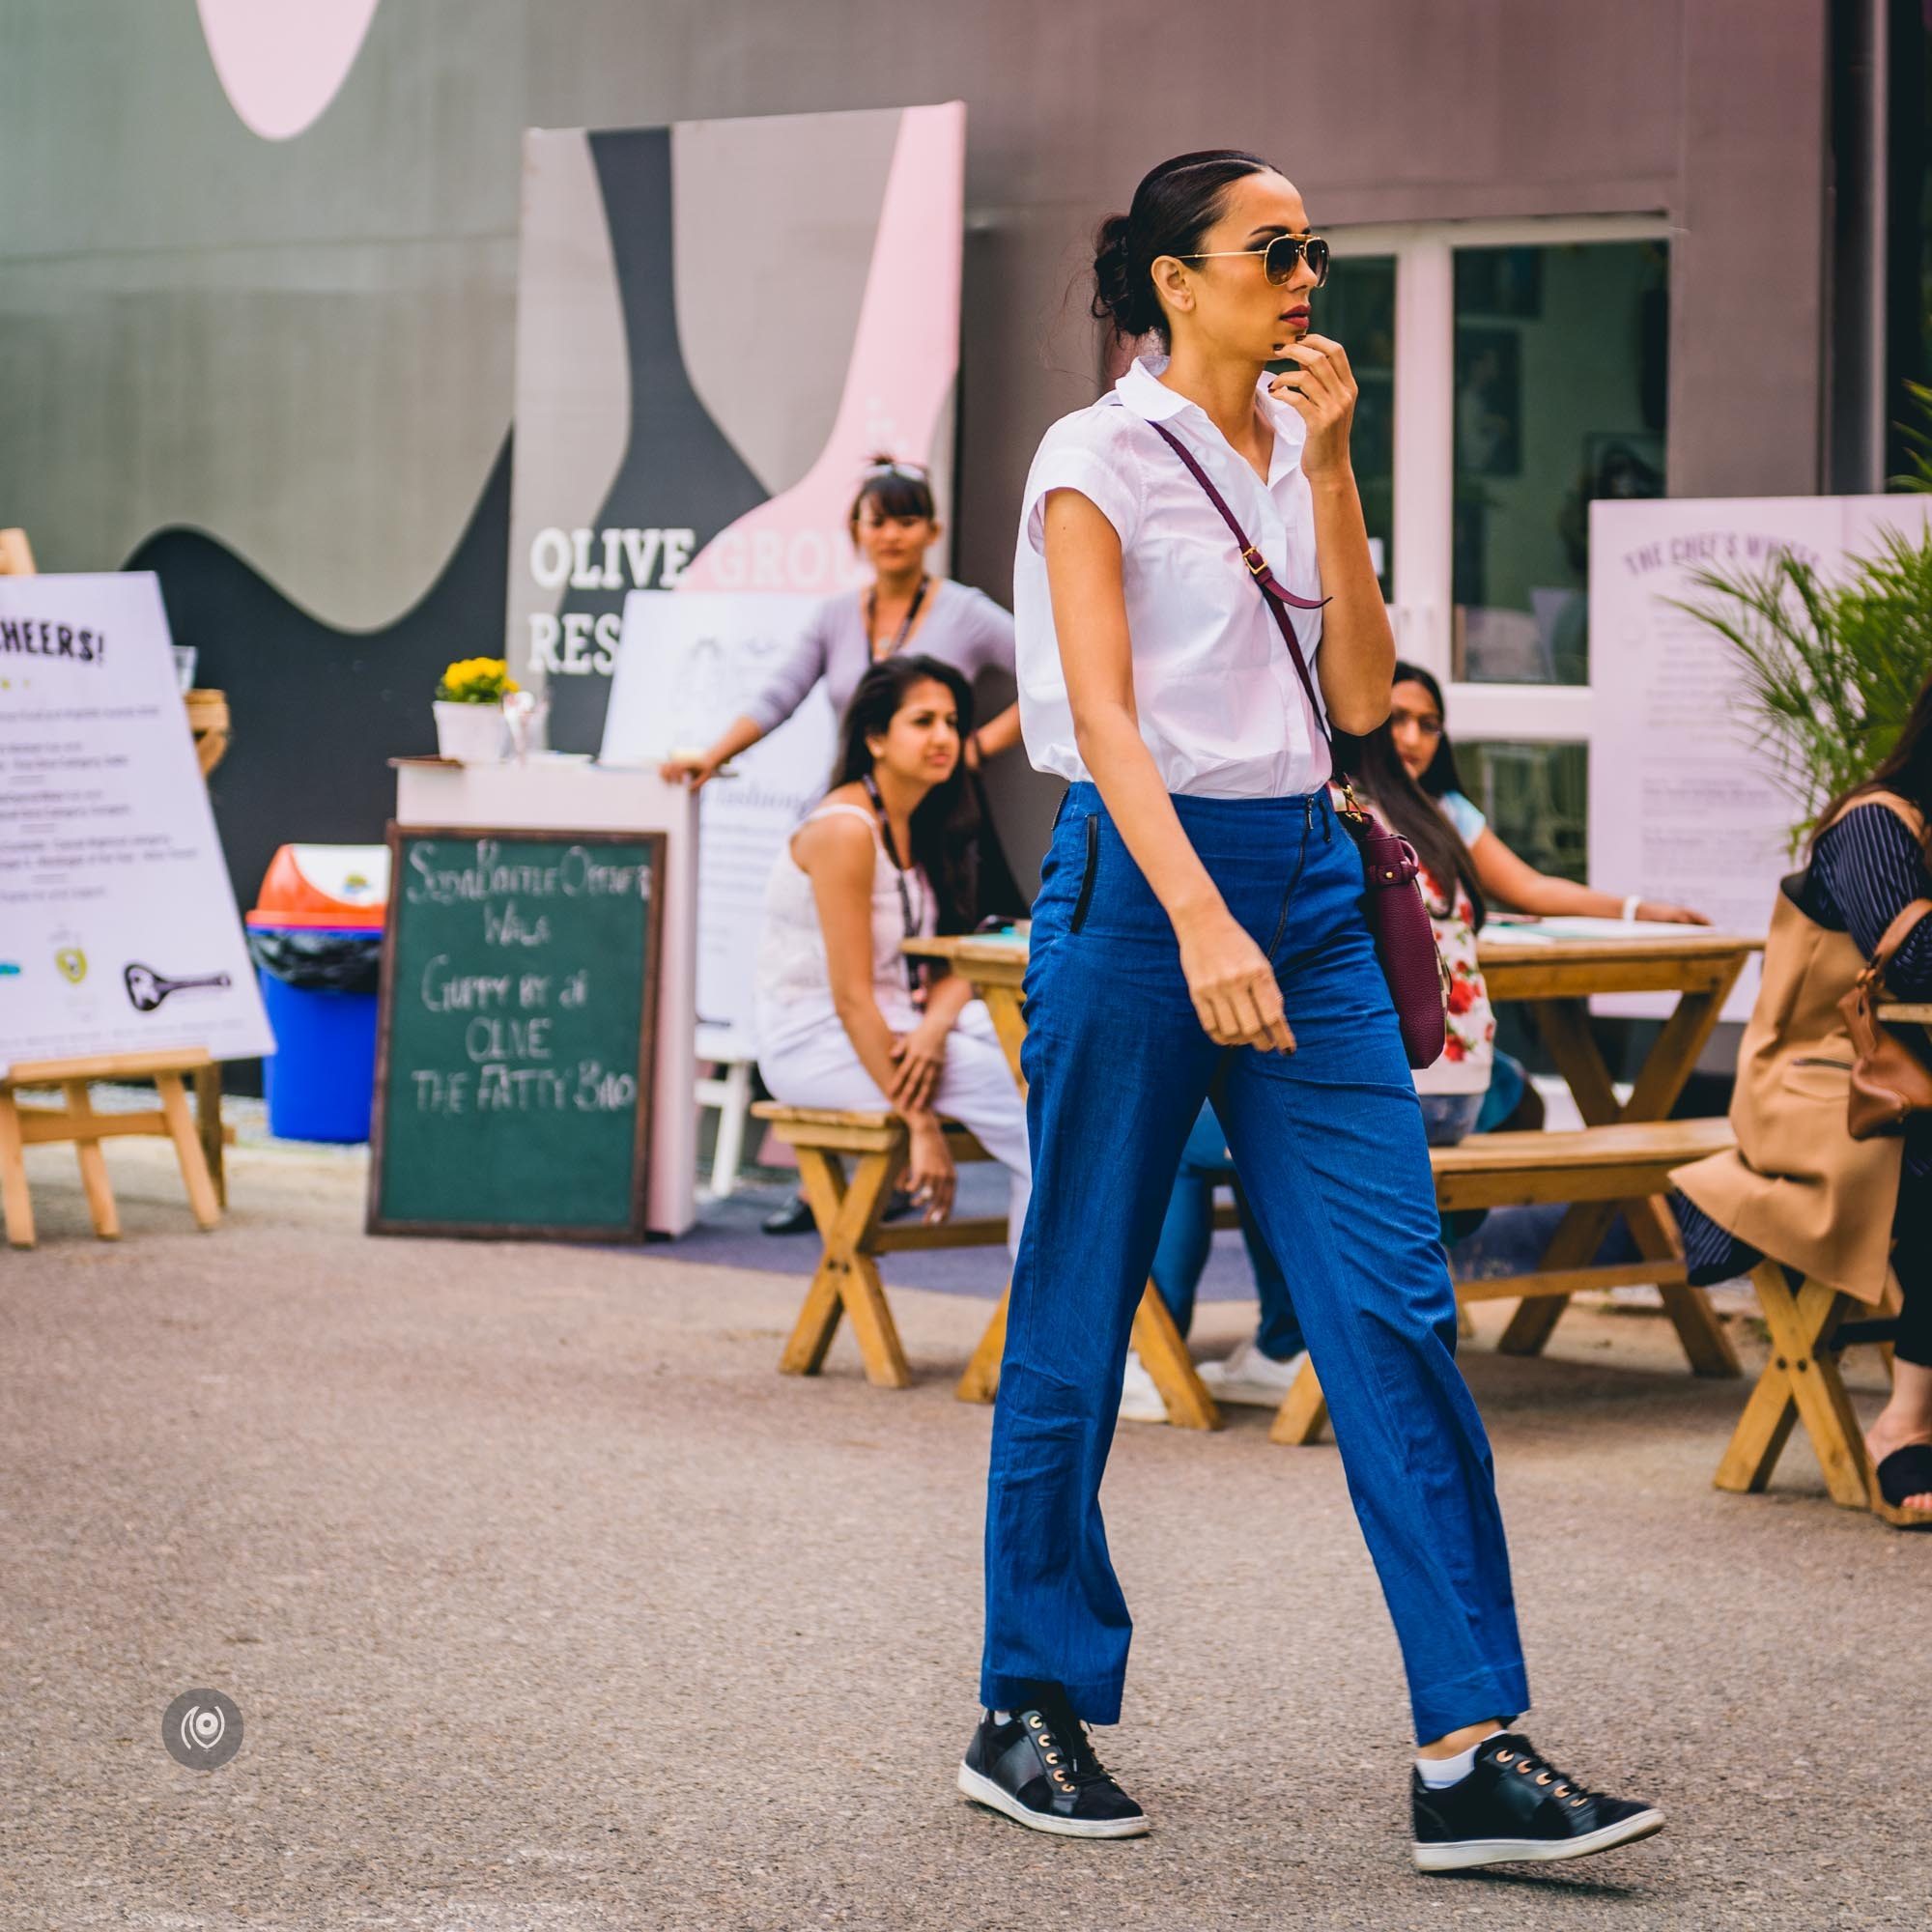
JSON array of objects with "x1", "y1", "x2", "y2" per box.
[{"x1": 247, "y1": 844, "x2": 388, "y2": 1144}]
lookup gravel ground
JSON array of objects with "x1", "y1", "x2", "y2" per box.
[{"x1": 3, "y1": 1135, "x2": 1926, "y2": 1931}]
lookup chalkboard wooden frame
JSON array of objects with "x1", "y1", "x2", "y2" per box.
[{"x1": 366, "y1": 823, "x2": 667, "y2": 1242}]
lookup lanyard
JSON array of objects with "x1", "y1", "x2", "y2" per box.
[
  {"x1": 862, "y1": 773, "x2": 928, "y2": 1004},
  {"x1": 866, "y1": 574, "x2": 929, "y2": 659}
]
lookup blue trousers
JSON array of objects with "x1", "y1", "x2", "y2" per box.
[
  {"x1": 1153, "y1": 1087, "x2": 1488, "y2": 1352},
  {"x1": 980, "y1": 784, "x2": 1531, "y2": 1743},
  {"x1": 1150, "y1": 1102, "x2": 1305, "y2": 1353}
]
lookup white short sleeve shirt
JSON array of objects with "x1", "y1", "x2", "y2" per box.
[{"x1": 1012, "y1": 353, "x2": 1331, "y2": 798}]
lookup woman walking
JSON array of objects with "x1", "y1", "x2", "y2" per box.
[{"x1": 959, "y1": 150, "x2": 1662, "y2": 1871}]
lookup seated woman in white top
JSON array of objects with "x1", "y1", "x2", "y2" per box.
[{"x1": 753, "y1": 655, "x2": 1031, "y2": 1241}]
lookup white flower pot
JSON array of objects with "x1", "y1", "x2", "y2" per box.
[{"x1": 434, "y1": 699, "x2": 507, "y2": 764}]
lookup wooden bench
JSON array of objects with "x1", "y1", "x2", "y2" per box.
[
  {"x1": 1715, "y1": 1260, "x2": 1902, "y2": 1519},
  {"x1": 751, "y1": 1102, "x2": 1217, "y2": 1427},
  {"x1": 1270, "y1": 1117, "x2": 1739, "y2": 1444}
]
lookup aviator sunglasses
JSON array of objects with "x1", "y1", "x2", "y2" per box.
[{"x1": 1178, "y1": 232, "x2": 1330, "y2": 287}]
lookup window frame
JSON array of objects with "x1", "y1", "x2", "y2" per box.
[{"x1": 1328, "y1": 214, "x2": 1672, "y2": 749}]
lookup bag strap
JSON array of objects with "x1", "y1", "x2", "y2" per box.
[
  {"x1": 1145, "y1": 417, "x2": 1333, "y2": 747},
  {"x1": 1859, "y1": 895, "x2": 1932, "y2": 989}
]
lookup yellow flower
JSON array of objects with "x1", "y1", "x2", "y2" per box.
[{"x1": 435, "y1": 656, "x2": 517, "y2": 703}]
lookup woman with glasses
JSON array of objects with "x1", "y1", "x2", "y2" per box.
[
  {"x1": 1390, "y1": 661, "x2": 1707, "y2": 924},
  {"x1": 959, "y1": 149, "x2": 1661, "y2": 1873},
  {"x1": 752, "y1": 655, "x2": 1030, "y2": 1246}
]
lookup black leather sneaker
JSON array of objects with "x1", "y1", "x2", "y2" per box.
[
  {"x1": 759, "y1": 1192, "x2": 814, "y2": 1236},
  {"x1": 956, "y1": 1690, "x2": 1149, "y2": 1839},
  {"x1": 1411, "y1": 1732, "x2": 1663, "y2": 1872}
]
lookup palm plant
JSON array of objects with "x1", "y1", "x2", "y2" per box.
[
  {"x1": 1892, "y1": 380, "x2": 1932, "y2": 493},
  {"x1": 1670, "y1": 524, "x2": 1932, "y2": 849}
]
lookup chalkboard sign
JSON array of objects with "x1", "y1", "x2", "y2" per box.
[{"x1": 367, "y1": 826, "x2": 665, "y2": 1240}]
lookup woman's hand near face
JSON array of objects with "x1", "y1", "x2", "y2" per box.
[
  {"x1": 1176, "y1": 907, "x2": 1295, "y2": 1053},
  {"x1": 1269, "y1": 332, "x2": 1356, "y2": 479}
]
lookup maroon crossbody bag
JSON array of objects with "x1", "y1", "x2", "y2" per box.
[{"x1": 1146, "y1": 419, "x2": 1448, "y2": 1068}]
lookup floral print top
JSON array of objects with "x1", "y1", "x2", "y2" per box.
[
  {"x1": 1336, "y1": 783, "x2": 1495, "y2": 1096},
  {"x1": 1414, "y1": 850, "x2": 1496, "y2": 1096}
]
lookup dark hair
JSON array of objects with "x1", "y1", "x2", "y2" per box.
[
  {"x1": 1092, "y1": 149, "x2": 1278, "y2": 347},
  {"x1": 848, "y1": 454, "x2": 937, "y2": 532},
  {"x1": 1391, "y1": 658, "x2": 1469, "y2": 800},
  {"x1": 1334, "y1": 719, "x2": 1487, "y2": 929},
  {"x1": 1808, "y1": 663, "x2": 1932, "y2": 859},
  {"x1": 834, "y1": 654, "x2": 980, "y2": 933}
]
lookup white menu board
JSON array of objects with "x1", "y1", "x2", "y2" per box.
[
  {"x1": 600, "y1": 589, "x2": 834, "y2": 1051},
  {"x1": 0, "y1": 574, "x2": 273, "y2": 1073},
  {"x1": 1589, "y1": 496, "x2": 1932, "y2": 1020}
]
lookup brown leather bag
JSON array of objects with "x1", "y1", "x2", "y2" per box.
[{"x1": 1839, "y1": 895, "x2": 1932, "y2": 1139}]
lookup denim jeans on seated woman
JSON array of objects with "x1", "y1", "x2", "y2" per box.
[{"x1": 1150, "y1": 1086, "x2": 1491, "y2": 1361}]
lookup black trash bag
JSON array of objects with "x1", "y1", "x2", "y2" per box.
[{"x1": 246, "y1": 926, "x2": 383, "y2": 995}]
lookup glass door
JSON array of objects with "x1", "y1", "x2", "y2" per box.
[{"x1": 1329, "y1": 217, "x2": 1671, "y2": 883}]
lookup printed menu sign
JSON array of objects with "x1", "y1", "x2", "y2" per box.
[
  {"x1": 1589, "y1": 496, "x2": 1932, "y2": 1021},
  {"x1": 0, "y1": 573, "x2": 271, "y2": 1073}
]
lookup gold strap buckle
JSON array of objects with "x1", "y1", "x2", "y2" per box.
[{"x1": 1239, "y1": 545, "x2": 1269, "y2": 578}]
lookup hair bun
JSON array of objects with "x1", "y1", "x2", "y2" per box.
[
  {"x1": 1087, "y1": 151, "x2": 1276, "y2": 349},
  {"x1": 1091, "y1": 213, "x2": 1153, "y2": 339}
]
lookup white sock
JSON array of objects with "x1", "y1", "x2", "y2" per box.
[
  {"x1": 1416, "y1": 1732, "x2": 1498, "y2": 1788},
  {"x1": 992, "y1": 1709, "x2": 1011, "y2": 1723}
]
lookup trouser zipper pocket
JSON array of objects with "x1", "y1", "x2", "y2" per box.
[{"x1": 1068, "y1": 814, "x2": 1100, "y2": 933}]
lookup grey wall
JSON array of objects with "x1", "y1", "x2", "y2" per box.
[
  {"x1": 0, "y1": 0, "x2": 1833, "y2": 895},
  {"x1": 2, "y1": 0, "x2": 1832, "y2": 608},
  {"x1": 0, "y1": 0, "x2": 525, "y2": 626},
  {"x1": 526, "y1": 0, "x2": 1832, "y2": 590}
]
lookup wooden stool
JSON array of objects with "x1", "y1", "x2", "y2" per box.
[
  {"x1": 751, "y1": 1102, "x2": 1219, "y2": 1428},
  {"x1": 753, "y1": 1103, "x2": 1009, "y2": 1391},
  {"x1": 1716, "y1": 1260, "x2": 1900, "y2": 1512},
  {"x1": 1271, "y1": 1118, "x2": 1737, "y2": 1445},
  {"x1": 0, "y1": 1051, "x2": 223, "y2": 1248}
]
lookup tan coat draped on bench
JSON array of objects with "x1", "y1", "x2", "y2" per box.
[{"x1": 1674, "y1": 793, "x2": 1924, "y2": 1307}]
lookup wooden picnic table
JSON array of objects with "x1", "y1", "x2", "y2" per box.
[
  {"x1": 905, "y1": 923, "x2": 1765, "y2": 1382},
  {"x1": 1876, "y1": 1003, "x2": 1932, "y2": 1029}
]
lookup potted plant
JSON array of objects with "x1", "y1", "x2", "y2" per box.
[
  {"x1": 433, "y1": 657, "x2": 518, "y2": 764},
  {"x1": 1673, "y1": 524, "x2": 1932, "y2": 850}
]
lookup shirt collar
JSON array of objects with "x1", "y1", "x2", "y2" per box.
[
  {"x1": 1113, "y1": 353, "x2": 1192, "y2": 422},
  {"x1": 1112, "y1": 352, "x2": 1306, "y2": 477}
]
